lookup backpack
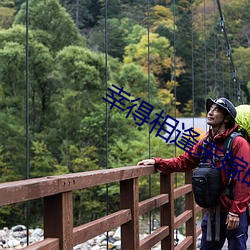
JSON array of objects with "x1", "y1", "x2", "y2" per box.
[
  {"x1": 191, "y1": 132, "x2": 242, "y2": 242},
  {"x1": 192, "y1": 140, "x2": 222, "y2": 208},
  {"x1": 192, "y1": 132, "x2": 242, "y2": 208},
  {"x1": 235, "y1": 105, "x2": 250, "y2": 141}
]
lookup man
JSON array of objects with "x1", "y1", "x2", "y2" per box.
[{"x1": 138, "y1": 97, "x2": 250, "y2": 250}]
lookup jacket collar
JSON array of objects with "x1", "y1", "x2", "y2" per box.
[{"x1": 207, "y1": 124, "x2": 239, "y2": 142}]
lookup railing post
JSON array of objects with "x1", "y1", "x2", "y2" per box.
[
  {"x1": 160, "y1": 173, "x2": 174, "y2": 250},
  {"x1": 44, "y1": 192, "x2": 73, "y2": 250},
  {"x1": 185, "y1": 171, "x2": 196, "y2": 250},
  {"x1": 120, "y1": 178, "x2": 139, "y2": 250}
]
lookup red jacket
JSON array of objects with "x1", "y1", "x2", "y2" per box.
[{"x1": 154, "y1": 124, "x2": 250, "y2": 216}]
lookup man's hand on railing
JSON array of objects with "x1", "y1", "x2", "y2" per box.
[{"x1": 137, "y1": 159, "x2": 155, "y2": 166}]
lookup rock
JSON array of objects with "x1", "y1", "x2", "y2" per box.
[
  {"x1": 0, "y1": 230, "x2": 7, "y2": 238},
  {"x1": 113, "y1": 240, "x2": 121, "y2": 249},
  {"x1": 91, "y1": 245, "x2": 101, "y2": 250},
  {"x1": 108, "y1": 236, "x2": 116, "y2": 243},
  {"x1": 113, "y1": 227, "x2": 120, "y2": 240},
  {"x1": 107, "y1": 231, "x2": 114, "y2": 237},
  {"x1": 95, "y1": 234, "x2": 106, "y2": 243},
  {"x1": 30, "y1": 228, "x2": 43, "y2": 238},
  {"x1": 11, "y1": 226, "x2": 26, "y2": 232},
  {"x1": 7, "y1": 239, "x2": 20, "y2": 247}
]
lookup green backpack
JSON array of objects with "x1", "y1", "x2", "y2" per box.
[
  {"x1": 235, "y1": 105, "x2": 250, "y2": 141},
  {"x1": 235, "y1": 105, "x2": 250, "y2": 224}
]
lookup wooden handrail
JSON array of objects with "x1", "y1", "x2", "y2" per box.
[{"x1": 0, "y1": 165, "x2": 203, "y2": 250}]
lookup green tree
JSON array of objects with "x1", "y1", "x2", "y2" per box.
[
  {"x1": 14, "y1": 0, "x2": 84, "y2": 52},
  {"x1": 61, "y1": 0, "x2": 101, "y2": 28}
]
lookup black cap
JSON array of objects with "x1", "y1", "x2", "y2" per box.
[{"x1": 206, "y1": 97, "x2": 237, "y2": 119}]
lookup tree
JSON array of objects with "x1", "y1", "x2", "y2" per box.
[
  {"x1": 123, "y1": 31, "x2": 185, "y2": 112},
  {"x1": 14, "y1": 0, "x2": 84, "y2": 52},
  {"x1": 61, "y1": 0, "x2": 102, "y2": 29},
  {"x1": 234, "y1": 46, "x2": 250, "y2": 102},
  {"x1": 117, "y1": 62, "x2": 163, "y2": 109}
]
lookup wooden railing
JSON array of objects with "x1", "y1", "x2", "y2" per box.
[{"x1": 0, "y1": 165, "x2": 203, "y2": 250}]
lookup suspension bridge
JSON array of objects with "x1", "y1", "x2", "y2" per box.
[{"x1": 0, "y1": 0, "x2": 248, "y2": 249}]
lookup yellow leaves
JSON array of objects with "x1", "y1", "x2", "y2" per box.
[
  {"x1": 200, "y1": 112, "x2": 207, "y2": 118},
  {"x1": 148, "y1": 5, "x2": 174, "y2": 32},
  {"x1": 158, "y1": 88, "x2": 174, "y2": 105},
  {"x1": 0, "y1": 7, "x2": 15, "y2": 29},
  {"x1": 182, "y1": 99, "x2": 193, "y2": 114}
]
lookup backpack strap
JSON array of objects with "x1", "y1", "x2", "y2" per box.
[
  {"x1": 200, "y1": 139, "x2": 208, "y2": 163},
  {"x1": 223, "y1": 131, "x2": 242, "y2": 156},
  {"x1": 222, "y1": 132, "x2": 242, "y2": 199}
]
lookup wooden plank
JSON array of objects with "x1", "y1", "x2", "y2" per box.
[
  {"x1": 140, "y1": 226, "x2": 169, "y2": 250},
  {"x1": 120, "y1": 178, "x2": 140, "y2": 250},
  {"x1": 0, "y1": 165, "x2": 156, "y2": 206},
  {"x1": 161, "y1": 173, "x2": 174, "y2": 250},
  {"x1": 174, "y1": 184, "x2": 192, "y2": 199},
  {"x1": 22, "y1": 238, "x2": 59, "y2": 250},
  {"x1": 139, "y1": 194, "x2": 169, "y2": 215},
  {"x1": 73, "y1": 209, "x2": 131, "y2": 245},
  {"x1": 57, "y1": 165, "x2": 156, "y2": 192},
  {"x1": 44, "y1": 192, "x2": 73, "y2": 250},
  {"x1": 0, "y1": 177, "x2": 59, "y2": 206},
  {"x1": 174, "y1": 210, "x2": 192, "y2": 229},
  {"x1": 174, "y1": 236, "x2": 193, "y2": 250}
]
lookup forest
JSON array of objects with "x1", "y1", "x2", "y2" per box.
[{"x1": 0, "y1": 0, "x2": 249, "y2": 228}]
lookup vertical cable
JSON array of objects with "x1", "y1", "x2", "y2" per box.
[
  {"x1": 104, "y1": 0, "x2": 109, "y2": 248},
  {"x1": 228, "y1": 64, "x2": 231, "y2": 100},
  {"x1": 76, "y1": 0, "x2": 79, "y2": 27},
  {"x1": 203, "y1": 0, "x2": 207, "y2": 98},
  {"x1": 173, "y1": 0, "x2": 176, "y2": 118},
  {"x1": 172, "y1": 0, "x2": 179, "y2": 244},
  {"x1": 25, "y1": 0, "x2": 30, "y2": 245},
  {"x1": 147, "y1": 0, "x2": 152, "y2": 234},
  {"x1": 173, "y1": 1, "x2": 176, "y2": 150},
  {"x1": 220, "y1": 38, "x2": 225, "y2": 96},
  {"x1": 213, "y1": 0, "x2": 217, "y2": 96},
  {"x1": 191, "y1": 1, "x2": 194, "y2": 127}
]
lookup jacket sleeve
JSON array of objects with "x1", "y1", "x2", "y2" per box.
[
  {"x1": 153, "y1": 139, "x2": 203, "y2": 174},
  {"x1": 229, "y1": 136, "x2": 250, "y2": 215}
]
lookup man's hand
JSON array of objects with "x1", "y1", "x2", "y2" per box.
[
  {"x1": 226, "y1": 213, "x2": 240, "y2": 230},
  {"x1": 137, "y1": 159, "x2": 155, "y2": 166}
]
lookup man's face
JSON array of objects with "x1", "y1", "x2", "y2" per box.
[{"x1": 207, "y1": 104, "x2": 226, "y2": 127}]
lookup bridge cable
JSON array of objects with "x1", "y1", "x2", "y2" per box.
[
  {"x1": 215, "y1": 0, "x2": 242, "y2": 104},
  {"x1": 213, "y1": 0, "x2": 218, "y2": 97},
  {"x1": 104, "y1": 0, "x2": 110, "y2": 248},
  {"x1": 147, "y1": 0, "x2": 152, "y2": 234},
  {"x1": 191, "y1": 1, "x2": 195, "y2": 127},
  {"x1": 203, "y1": 0, "x2": 207, "y2": 99},
  {"x1": 172, "y1": 0, "x2": 180, "y2": 245},
  {"x1": 25, "y1": 0, "x2": 30, "y2": 245}
]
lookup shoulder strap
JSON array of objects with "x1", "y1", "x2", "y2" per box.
[
  {"x1": 223, "y1": 131, "x2": 242, "y2": 192},
  {"x1": 223, "y1": 131, "x2": 242, "y2": 155},
  {"x1": 200, "y1": 139, "x2": 208, "y2": 163}
]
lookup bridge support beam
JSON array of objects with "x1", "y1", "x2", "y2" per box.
[
  {"x1": 120, "y1": 178, "x2": 139, "y2": 250},
  {"x1": 161, "y1": 172, "x2": 174, "y2": 250},
  {"x1": 44, "y1": 192, "x2": 73, "y2": 250}
]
